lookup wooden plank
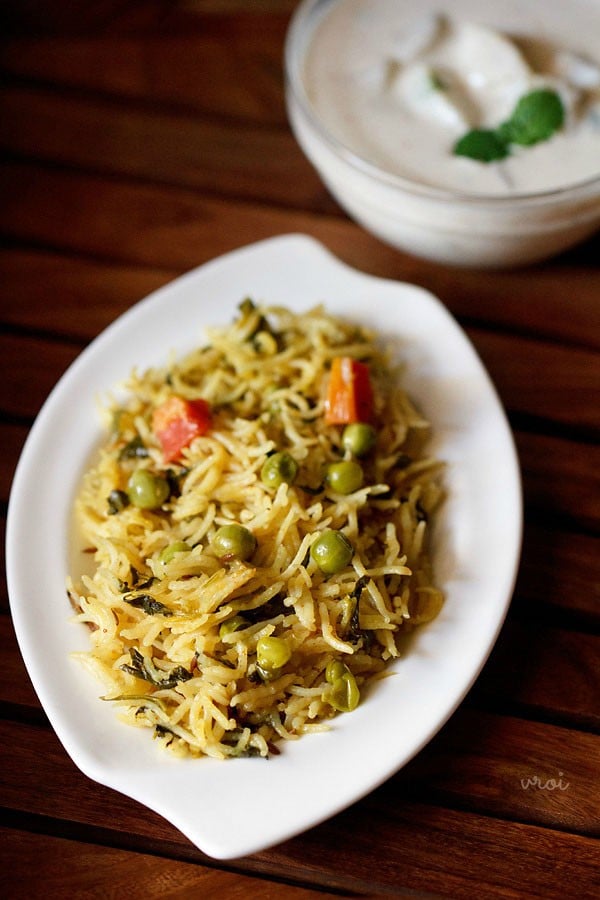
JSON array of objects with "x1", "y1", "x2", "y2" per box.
[
  {"x1": 0, "y1": 1, "x2": 274, "y2": 36},
  {"x1": 472, "y1": 328, "x2": 599, "y2": 437},
  {"x1": 3, "y1": 325, "x2": 597, "y2": 449},
  {"x1": 0, "y1": 826, "x2": 327, "y2": 900},
  {"x1": 2, "y1": 329, "x2": 598, "y2": 529},
  {"x1": 408, "y1": 257, "x2": 600, "y2": 353},
  {"x1": 0, "y1": 160, "x2": 332, "y2": 269},
  {"x1": 0, "y1": 250, "x2": 175, "y2": 340},
  {"x1": 0, "y1": 516, "x2": 600, "y2": 727},
  {"x1": 0, "y1": 510, "x2": 576, "y2": 634},
  {"x1": 0, "y1": 1, "x2": 140, "y2": 36},
  {"x1": 0, "y1": 85, "x2": 318, "y2": 208},
  {"x1": 2, "y1": 238, "x2": 599, "y2": 352},
  {"x1": 474, "y1": 620, "x2": 600, "y2": 729},
  {"x1": 270, "y1": 799, "x2": 600, "y2": 900},
  {"x1": 0, "y1": 642, "x2": 597, "y2": 839},
  {"x1": 176, "y1": 0, "x2": 297, "y2": 14},
  {"x1": 516, "y1": 523, "x2": 600, "y2": 622},
  {"x1": 1, "y1": 88, "x2": 598, "y2": 347},
  {"x1": 1, "y1": 596, "x2": 598, "y2": 732},
  {"x1": 0, "y1": 422, "x2": 29, "y2": 502},
  {"x1": 1, "y1": 163, "x2": 598, "y2": 338},
  {"x1": 0, "y1": 0, "x2": 297, "y2": 36},
  {"x1": 0, "y1": 520, "x2": 7, "y2": 616},
  {"x1": 0, "y1": 720, "x2": 598, "y2": 899},
  {"x1": 0, "y1": 5, "x2": 596, "y2": 898},
  {"x1": 403, "y1": 708, "x2": 600, "y2": 836},
  {"x1": 0, "y1": 616, "x2": 40, "y2": 707},
  {"x1": 516, "y1": 430, "x2": 600, "y2": 530},
  {"x1": 0, "y1": 168, "x2": 598, "y2": 435},
  {"x1": 0, "y1": 28, "x2": 290, "y2": 126},
  {"x1": 0, "y1": 334, "x2": 80, "y2": 420}
]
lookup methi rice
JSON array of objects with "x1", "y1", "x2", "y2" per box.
[{"x1": 68, "y1": 302, "x2": 444, "y2": 758}]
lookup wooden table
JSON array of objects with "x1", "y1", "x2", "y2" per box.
[{"x1": 1, "y1": 2, "x2": 599, "y2": 897}]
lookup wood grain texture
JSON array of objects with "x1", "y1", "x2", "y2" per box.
[
  {"x1": 0, "y1": 334, "x2": 80, "y2": 419},
  {"x1": 515, "y1": 431, "x2": 600, "y2": 529},
  {"x1": 0, "y1": 424, "x2": 29, "y2": 500},
  {"x1": 0, "y1": 827, "x2": 329, "y2": 900},
  {"x1": 0, "y1": 249, "x2": 174, "y2": 340},
  {"x1": 2, "y1": 243, "x2": 599, "y2": 352},
  {"x1": 2, "y1": 606, "x2": 598, "y2": 726},
  {"x1": 1, "y1": 279, "x2": 597, "y2": 440},
  {"x1": 0, "y1": 720, "x2": 599, "y2": 899},
  {"x1": 1, "y1": 2, "x2": 598, "y2": 896},
  {"x1": 2, "y1": 663, "x2": 597, "y2": 837},
  {"x1": 516, "y1": 524, "x2": 600, "y2": 621},
  {"x1": 0, "y1": 84, "x2": 313, "y2": 207}
]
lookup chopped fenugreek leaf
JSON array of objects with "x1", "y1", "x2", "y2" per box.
[
  {"x1": 124, "y1": 593, "x2": 173, "y2": 616},
  {"x1": 121, "y1": 648, "x2": 192, "y2": 688},
  {"x1": 118, "y1": 434, "x2": 148, "y2": 460},
  {"x1": 107, "y1": 489, "x2": 129, "y2": 515}
]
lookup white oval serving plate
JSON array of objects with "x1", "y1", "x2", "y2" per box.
[{"x1": 6, "y1": 234, "x2": 522, "y2": 859}]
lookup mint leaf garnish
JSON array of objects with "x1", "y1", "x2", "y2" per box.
[
  {"x1": 453, "y1": 129, "x2": 510, "y2": 162},
  {"x1": 453, "y1": 87, "x2": 565, "y2": 163},
  {"x1": 497, "y1": 89, "x2": 565, "y2": 146}
]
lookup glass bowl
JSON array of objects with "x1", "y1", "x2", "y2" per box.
[{"x1": 284, "y1": 0, "x2": 600, "y2": 267}]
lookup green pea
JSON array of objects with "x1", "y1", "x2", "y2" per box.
[
  {"x1": 127, "y1": 469, "x2": 170, "y2": 509},
  {"x1": 211, "y1": 523, "x2": 257, "y2": 561},
  {"x1": 159, "y1": 541, "x2": 190, "y2": 564},
  {"x1": 256, "y1": 635, "x2": 291, "y2": 671},
  {"x1": 342, "y1": 422, "x2": 376, "y2": 457},
  {"x1": 328, "y1": 670, "x2": 360, "y2": 713},
  {"x1": 261, "y1": 451, "x2": 298, "y2": 489},
  {"x1": 325, "y1": 659, "x2": 348, "y2": 685},
  {"x1": 219, "y1": 615, "x2": 248, "y2": 639},
  {"x1": 310, "y1": 530, "x2": 353, "y2": 575},
  {"x1": 325, "y1": 460, "x2": 364, "y2": 494}
]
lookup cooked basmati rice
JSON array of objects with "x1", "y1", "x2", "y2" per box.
[{"x1": 68, "y1": 302, "x2": 443, "y2": 758}]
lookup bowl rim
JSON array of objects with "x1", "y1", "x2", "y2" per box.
[{"x1": 284, "y1": 0, "x2": 600, "y2": 207}]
